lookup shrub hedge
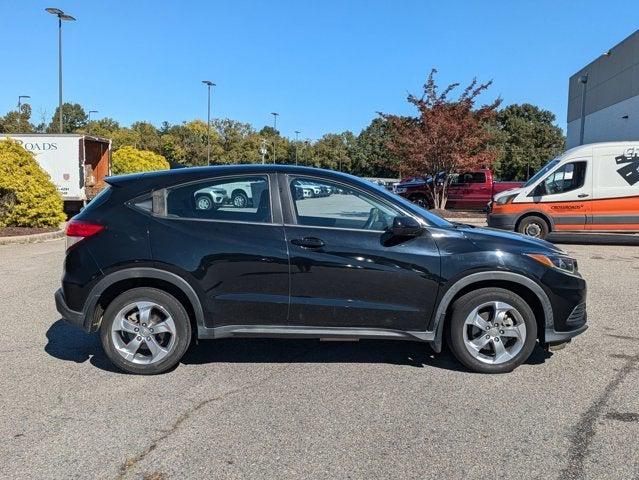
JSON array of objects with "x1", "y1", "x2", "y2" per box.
[
  {"x1": 0, "y1": 139, "x2": 66, "y2": 228},
  {"x1": 112, "y1": 146, "x2": 170, "y2": 175}
]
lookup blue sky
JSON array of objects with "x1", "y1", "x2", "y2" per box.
[{"x1": 0, "y1": 0, "x2": 636, "y2": 140}]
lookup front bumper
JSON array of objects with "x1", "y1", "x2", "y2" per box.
[
  {"x1": 544, "y1": 323, "x2": 588, "y2": 344},
  {"x1": 55, "y1": 288, "x2": 90, "y2": 332},
  {"x1": 487, "y1": 213, "x2": 517, "y2": 230}
]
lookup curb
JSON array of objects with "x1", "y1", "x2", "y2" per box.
[{"x1": 0, "y1": 228, "x2": 65, "y2": 245}]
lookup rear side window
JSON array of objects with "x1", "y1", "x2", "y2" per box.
[{"x1": 165, "y1": 176, "x2": 271, "y2": 223}]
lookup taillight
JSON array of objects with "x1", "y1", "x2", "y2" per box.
[{"x1": 66, "y1": 220, "x2": 105, "y2": 250}]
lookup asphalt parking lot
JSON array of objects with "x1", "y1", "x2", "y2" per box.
[{"x1": 1, "y1": 237, "x2": 638, "y2": 480}]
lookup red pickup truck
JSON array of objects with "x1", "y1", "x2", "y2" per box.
[{"x1": 394, "y1": 169, "x2": 522, "y2": 210}]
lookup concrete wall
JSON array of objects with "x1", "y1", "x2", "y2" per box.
[{"x1": 567, "y1": 30, "x2": 639, "y2": 148}]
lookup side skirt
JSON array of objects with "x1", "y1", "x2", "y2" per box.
[{"x1": 197, "y1": 324, "x2": 435, "y2": 343}]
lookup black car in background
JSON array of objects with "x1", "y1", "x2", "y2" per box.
[{"x1": 55, "y1": 165, "x2": 587, "y2": 374}]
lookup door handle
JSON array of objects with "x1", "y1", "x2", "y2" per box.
[
  {"x1": 291, "y1": 237, "x2": 325, "y2": 249},
  {"x1": 577, "y1": 193, "x2": 589, "y2": 198}
]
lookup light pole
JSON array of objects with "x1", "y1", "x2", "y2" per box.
[
  {"x1": 578, "y1": 74, "x2": 588, "y2": 146},
  {"x1": 88, "y1": 110, "x2": 98, "y2": 133},
  {"x1": 294, "y1": 130, "x2": 300, "y2": 165},
  {"x1": 202, "y1": 80, "x2": 215, "y2": 165},
  {"x1": 18, "y1": 95, "x2": 31, "y2": 110},
  {"x1": 46, "y1": 8, "x2": 76, "y2": 134},
  {"x1": 270, "y1": 112, "x2": 279, "y2": 163}
]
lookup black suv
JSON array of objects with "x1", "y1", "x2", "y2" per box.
[{"x1": 55, "y1": 165, "x2": 587, "y2": 374}]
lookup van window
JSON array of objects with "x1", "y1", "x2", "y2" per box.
[{"x1": 540, "y1": 161, "x2": 587, "y2": 195}]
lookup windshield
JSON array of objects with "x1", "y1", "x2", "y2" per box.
[{"x1": 523, "y1": 158, "x2": 560, "y2": 188}]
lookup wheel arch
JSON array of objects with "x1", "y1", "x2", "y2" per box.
[
  {"x1": 430, "y1": 271, "x2": 552, "y2": 352},
  {"x1": 514, "y1": 211, "x2": 554, "y2": 233},
  {"x1": 231, "y1": 188, "x2": 249, "y2": 198},
  {"x1": 83, "y1": 268, "x2": 205, "y2": 333}
]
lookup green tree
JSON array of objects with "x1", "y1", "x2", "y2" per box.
[
  {"x1": 492, "y1": 103, "x2": 565, "y2": 181},
  {"x1": 131, "y1": 121, "x2": 162, "y2": 152},
  {"x1": 353, "y1": 118, "x2": 400, "y2": 176},
  {"x1": 46, "y1": 103, "x2": 88, "y2": 133},
  {"x1": 77, "y1": 117, "x2": 120, "y2": 138},
  {"x1": 0, "y1": 139, "x2": 65, "y2": 227},
  {"x1": 161, "y1": 120, "x2": 212, "y2": 166},
  {"x1": 0, "y1": 104, "x2": 35, "y2": 133},
  {"x1": 112, "y1": 146, "x2": 169, "y2": 175},
  {"x1": 311, "y1": 132, "x2": 354, "y2": 172}
]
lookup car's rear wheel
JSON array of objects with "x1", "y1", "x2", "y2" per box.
[
  {"x1": 100, "y1": 288, "x2": 192, "y2": 375},
  {"x1": 447, "y1": 288, "x2": 537, "y2": 373},
  {"x1": 517, "y1": 216, "x2": 549, "y2": 239},
  {"x1": 232, "y1": 191, "x2": 249, "y2": 208}
]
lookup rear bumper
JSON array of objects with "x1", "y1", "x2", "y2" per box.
[
  {"x1": 55, "y1": 288, "x2": 90, "y2": 332},
  {"x1": 487, "y1": 213, "x2": 517, "y2": 230}
]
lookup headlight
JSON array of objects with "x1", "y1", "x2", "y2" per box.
[
  {"x1": 395, "y1": 187, "x2": 406, "y2": 193},
  {"x1": 526, "y1": 253, "x2": 579, "y2": 275},
  {"x1": 495, "y1": 193, "x2": 518, "y2": 205}
]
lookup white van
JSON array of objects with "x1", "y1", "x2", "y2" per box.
[{"x1": 488, "y1": 142, "x2": 639, "y2": 238}]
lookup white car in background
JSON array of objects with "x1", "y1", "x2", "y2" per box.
[{"x1": 194, "y1": 186, "x2": 228, "y2": 210}]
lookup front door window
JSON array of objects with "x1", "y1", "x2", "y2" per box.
[{"x1": 289, "y1": 177, "x2": 400, "y2": 231}]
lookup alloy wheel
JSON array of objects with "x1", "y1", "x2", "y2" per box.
[
  {"x1": 196, "y1": 196, "x2": 212, "y2": 210},
  {"x1": 110, "y1": 301, "x2": 177, "y2": 365},
  {"x1": 233, "y1": 194, "x2": 247, "y2": 208},
  {"x1": 462, "y1": 301, "x2": 527, "y2": 365}
]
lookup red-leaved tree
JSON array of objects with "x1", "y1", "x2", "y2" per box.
[{"x1": 381, "y1": 69, "x2": 502, "y2": 209}]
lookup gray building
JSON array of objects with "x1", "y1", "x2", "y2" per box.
[{"x1": 567, "y1": 30, "x2": 639, "y2": 148}]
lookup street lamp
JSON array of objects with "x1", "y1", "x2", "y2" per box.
[
  {"x1": 88, "y1": 110, "x2": 98, "y2": 133},
  {"x1": 294, "y1": 130, "x2": 300, "y2": 165},
  {"x1": 18, "y1": 95, "x2": 31, "y2": 110},
  {"x1": 270, "y1": 112, "x2": 279, "y2": 163},
  {"x1": 202, "y1": 80, "x2": 216, "y2": 165},
  {"x1": 46, "y1": 7, "x2": 76, "y2": 134},
  {"x1": 578, "y1": 74, "x2": 588, "y2": 146}
]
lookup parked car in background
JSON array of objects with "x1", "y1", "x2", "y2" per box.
[
  {"x1": 56, "y1": 165, "x2": 587, "y2": 375},
  {"x1": 489, "y1": 142, "x2": 639, "y2": 238},
  {"x1": 394, "y1": 169, "x2": 522, "y2": 210}
]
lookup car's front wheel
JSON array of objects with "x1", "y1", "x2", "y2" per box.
[
  {"x1": 446, "y1": 288, "x2": 537, "y2": 373},
  {"x1": 100, "y1": 288, "x2": 192, "y2": 374}
]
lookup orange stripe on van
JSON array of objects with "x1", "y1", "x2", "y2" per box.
[{"x1": 492, "y1": 194, "x2": 639, "y2": 232}]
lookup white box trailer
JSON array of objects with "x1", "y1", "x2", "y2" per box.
[{"x1": 1, "y1": 134, "x2": 111, "y2": 212}]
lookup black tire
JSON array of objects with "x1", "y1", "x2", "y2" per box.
[
  {"x1": 517, "y1": 216, "x2": 549, "y2": 239},
  {"x1": 409, "y1": 195, "x2": 430, "y2": 209},
  {"x1": 195, "y1": 194, "x2": 213, "y2": 211},
  {"x1": 99, "y1": 288, "x2": 192, "y2": 375},
  {"x1": 446, "y1": 288, "x2": 537, "y2": 374},
  {"x1": 231, "y1": 190, "x2": 249, "y2": 208}
]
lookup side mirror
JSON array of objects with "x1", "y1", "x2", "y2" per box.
[
  {"x1": 391, "y1": 216, "x2": 424, "y2": 237},
  {"x1": 533, "y1": 183, "x2": 546, "y2": 197}
]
